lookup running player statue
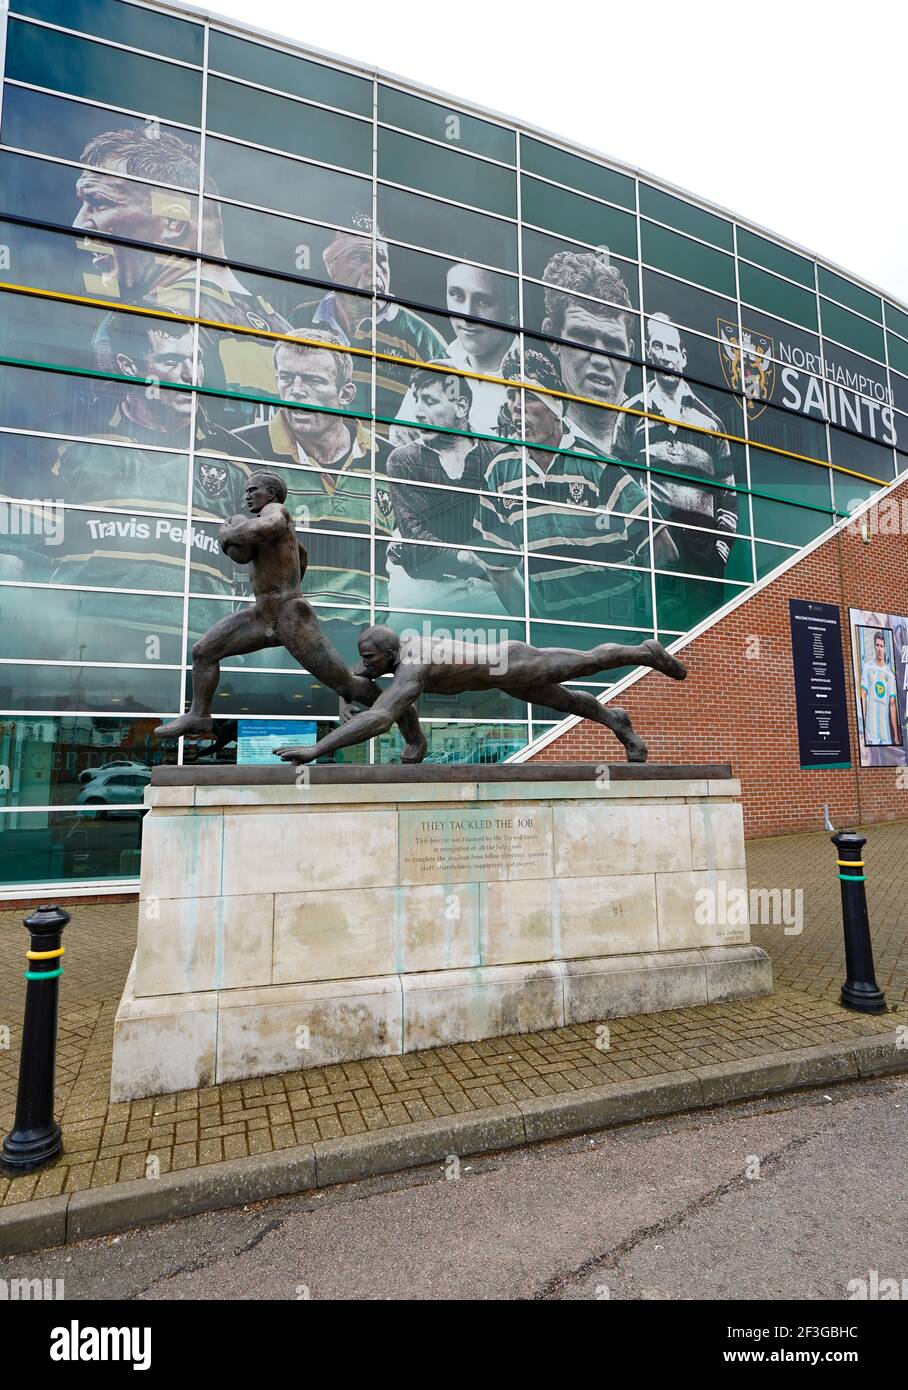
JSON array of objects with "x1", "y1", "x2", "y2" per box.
[
  {"x1": 274, "y1": 625, "x2": 688, "y2": 765},
  {"x1": 155, "y1": 472, "x2": 427, "y2": 760}
]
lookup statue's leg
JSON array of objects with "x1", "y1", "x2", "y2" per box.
[
  {"x1": 504, "y1": 638, "x2": 686, "y2": 686},
  {"x1": 155, "y1": 607, "x2": 274, "y2": 737},
  {"x1": 522, "y1": 682, "x2": 648, "y2": 762},
  {"x1": 277, "y1": 599, "x2": 362, "y2": 702}
]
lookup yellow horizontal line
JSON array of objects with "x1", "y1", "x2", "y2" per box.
[
  {"x1": 0, "y1": 279, "x2": 890, "y2": 488},
  {"x1": 836, "y1": 859, "x2": 865, "y2": 868},
  {"x1": 26, "y1": 946, "x2": 65, "y2": 960}
]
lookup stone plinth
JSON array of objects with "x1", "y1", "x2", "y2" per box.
[{"x1": 110, "y1": 763, "x2": 771, "y2": 1100}]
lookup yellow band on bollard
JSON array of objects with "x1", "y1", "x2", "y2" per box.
[
  {"x1": 836, "y1": 860, "x2": 865, "y2": 868},
  {"x1": 26, "y1": 947, "x2": 65, "y2": 960}
]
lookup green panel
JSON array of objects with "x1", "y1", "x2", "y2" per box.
[
  {"x1": 521, "y1": 176, "x2": 636, "y2": 259},
  {"x1": 751, "y1": 495, "x2": 831, "y2": 546},
  {"x1": 654, "y1": 574, "x2": 746, "y2": 632},
  {"x1": 639, "y1": 185, "x2": 733, "y2": 252},
  {"x1": 888, "y1": 334, "x2": 908, "y2": 377},
  {"x1": 739, "y1": 261, "x2": 818, "y2": 332},
  {"x1": 206, "y1": 76, "x2": 371, "y2": 175},
  {"x1": 818, "y1": 267, "x2": 881, "y2": 322},
  {"x1": 736, "y1": 227, "x2": 814, "y2": 288},
  {"x1": 5, "y1": 18, "x2": 202, "y2": 127},
  {"x1": 208, "y1": 29, "x2": 371, "y2": 116},
  {"x1": 521, "y1": 137, "x2": 634, "y2": 209},
  {"x1": 821, "y1": 299, "x2": 885, "y2": 361},
  {"x1": 754, "y1": 541, "x2": 798, "y2": 581},
  {"x1": 0, "y1": 810, "x2": 145, "y2": 885},
  {"x1": 749, "y1": 451, "x2": 832, "y2": 511},
  {"x1": 640, "y1": 221, "x2": 735, "y2": 297},
  {"x1": 379, "y1": 86, "x2": 515, "y2": 164},
  {"x1": 884, "y1": 302, "x2": 908, "y2": 340},
  {"x1": 12, "y1": 0, "x2": 204, "y2": 64},
  {"x1": 378, "y1": 129, "x2": 517, "y2": 218},
  {"x1": 832, "y1": 472, "x2": 881, "y2": 515}
]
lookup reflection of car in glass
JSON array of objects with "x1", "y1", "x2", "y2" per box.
[
  {"x1": 77, "y1": 768, "x2": 151, "y2": 817},
  {"x1": 78, "y1": 759, "x2": 149, "y2": 785}
]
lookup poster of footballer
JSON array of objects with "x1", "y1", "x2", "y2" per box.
[{"x1": 849, "y1": 609, "x2": 908, "y2": 767}]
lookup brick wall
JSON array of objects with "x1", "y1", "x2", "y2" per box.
[{"x1": 529, "y1": 478, "x2": 908, "y2": 839}]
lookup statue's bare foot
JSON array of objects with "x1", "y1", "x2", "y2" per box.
[
  {"x1": 401, "y1": 734, "x2": 428, "y2": 764},
  {"x1": 642, "y1": 638, "x2": 687, "y2": 681},
  {"x1": 609, "y1": 706, "x2": 648, "y2": 762},
  {"x1": 155, "y1": 714, "x2": 214, "y2": 738},
  {"x1": 274, "y1": 745, "x2": 317, "y2": 764}
]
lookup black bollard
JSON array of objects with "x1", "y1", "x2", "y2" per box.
[
  {"x1": 0, "y1": 904, "x2": 69, "y2": 1175},
  {"x1": 832, "y1": 830, "x2": 887, "y2": 1014}
]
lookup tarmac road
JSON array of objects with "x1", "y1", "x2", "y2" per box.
[{"x1": 4, "y1": 1073, "x2": 905, "y2": 1301}]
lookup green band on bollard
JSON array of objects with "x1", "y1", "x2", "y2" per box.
[
  {"x1": 838, "y1": 873, "x2": 866, "y2": 882},
  {"x1": 23, "y1": 967, "x2": 64, "y2": 981}
]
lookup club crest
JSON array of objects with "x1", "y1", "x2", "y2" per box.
[
  {"x1": 376, "y1": 487, "x2": 394, "y2": 521},
  {"x1": 198, "y1": 462, "x2": 228, "y2": 498},
  {"x1": 718, "y1": 319, "x2": 775, "y2": 419},
  {"x1": 568, "y1": 479, "x2": 588, "y2": 505}
]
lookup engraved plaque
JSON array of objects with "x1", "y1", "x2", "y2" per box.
[{"x1": 399, "y1": 806, "x2": 553, "y2": 885}]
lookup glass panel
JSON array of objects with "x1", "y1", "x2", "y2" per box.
[
  {"x1": 889, "y1": 335, "x2": 908, "y2": 378},
  {"x1": 0, "y1": 714, "x2": 172, "y2": 809},
  {"x1": 821, "y1": 341, "x2": 895, "y2": 445},
  {"x1": 206, "y1": 76, "x2": 372, "y2": 175},
  {"x1": 192, "y1": 667, "x2": 356, "y2": 719},
  {"x1": 377, "y1": 185, "x2": 518, "y2": 271},
  {"x1": 829, "y1": 430, "x2": 894, "y2": 482},
  {"x1": 5, "y1": 19, "x2": 203, "y2": 127},
  {"x1": 522, "y1": 228, "x2": 639, "y2": 307},
  {"x1": 520, "y1": 138, "x2": 634, "y2": 210},
  {"x1": 204, "y1": 137, "x2": 371, "y2": 229},
  {"x1": 821, "y1": 299, "x2": 885, "y2": 362},
  {"x1": 378, "y1": 128, "x2": 516, "y2": 219},
  {"x1": 654, "y1": 572, "x2": 744, "y2": 631},
  {"x1": 818, "y1": 267, "x2": 881, "y2": 322},
  {"x1": 527, "y1": 555, "x2": 652, "y2": 628},
  {"x1": 0, "y1": 661, "x2": 181, "y2": 713},
  {"x1": 754, "y1": 540, "x2": 797, "y2": 581},
  {"x1": 642, "y1": 268, "x2": 735, "y2": 341},
  {"x1": 378, "y1": 86, "x2": 515, "y2": 164},
  {"x1": 377, "y1": 538, "x2": 518, "y2": 619},
  {"x1": 884, "y1": 302, "x2": 908, "y2": 340},
  {"x1": 832, "y1": 472, "x2": 881, "y2": 517},
  {"x1": 0, "y1": 809, "x2": 145, "y2": 884},
  {"x1": 208, "y1": 29, "x2": 372, "y2": 117},
  {"x1": 748, "y1": 451, "x2": 832, "y2": 512},
  {"x1": 737, "y1": 306, "x2": 821, "y2": 371},
  {"x1": 0, "y1": 87, "x2": 201, "y2": 187},
  {"x1": 383, "y1": 477, "x2": 515, "y2": 551},
  {"x1": 206, "y1": 199, "x2": 345, "y2": 286},
  {"x1": 376, "y1": 720, "x2": 529, "y2": 765},
  {"x1": 736, "y1": 227, "x2": 814, "y2": 288},
  {"x1": 750, "y1": 493, "x2": 831, "y2": 546},
  {"x1": 0, "y1": 584, "x2": 184, "y2": 664},
  {"x1": 0, "y1": 360, "x2": 188, "y2": 445},
  {"x1": 738, "y1": 261, "x2": 818, "y2": 332},
  {"x1": 385, "y1": 243, "x2": 520, "y2": 339},
  {"x1": 521, "y1": 176, "x2": 636, "y2": 260},
  {"x1": 639, "y1": 185, "x2": 733, "y2": 252},
  {"x1": 171, "y1": 716, "x2": 368, "y2": 769},
  {"x1": 0, "y1": 432, "x2": 184, "y2": 512},
  {"x1": 12, "y1": 0, "x2": 204, "y2": 65},
  {"x1": 654, "y1": 523, "x2": 752, "y2": 583},
  {"x1": 748, "y1": 402, "x2": 828, "y2": 462},
  {"x1": 640, "y1": 221, "x2": 735, "y2": 297}
]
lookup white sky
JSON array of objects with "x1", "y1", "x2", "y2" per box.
[{"x1": 199, "y1": 0, "x2": 907, "y2": 306}]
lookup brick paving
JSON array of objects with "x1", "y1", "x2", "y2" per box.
[{"x1": 1, "y1": 819, "x2": 906, "y2": 1208}]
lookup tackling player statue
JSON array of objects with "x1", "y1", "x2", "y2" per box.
[
  {"x1": 273, "y1": 625, "x2": 688, "y2": 765},
  {"x1": 155, "y1": 472, "x2": 427, "y2": 759}
]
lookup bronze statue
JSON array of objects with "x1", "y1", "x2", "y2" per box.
[
  {"x1": 155, "y1": 473, "x2": 427, "y2": 760},
  {"x1": 274, "y1": 625, "x2": 687, "y2": 764}
]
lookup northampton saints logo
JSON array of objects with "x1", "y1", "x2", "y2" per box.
[
  {"x1": 718, "y1": 319, "x2": 775, "y2": 419},
  {"x1": 376, "y1": 487, "x2": 393, "y2": 522},
  {"x1": 568, "y1": 479, "x2": 587, "y2": 505},
  {"x1": 198, "y1": 462, "x2": 228, "y2": 498}
]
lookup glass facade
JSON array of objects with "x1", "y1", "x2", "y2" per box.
[{"x1": 0, "y1": 0, "x2": 905, "y2": 888}]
